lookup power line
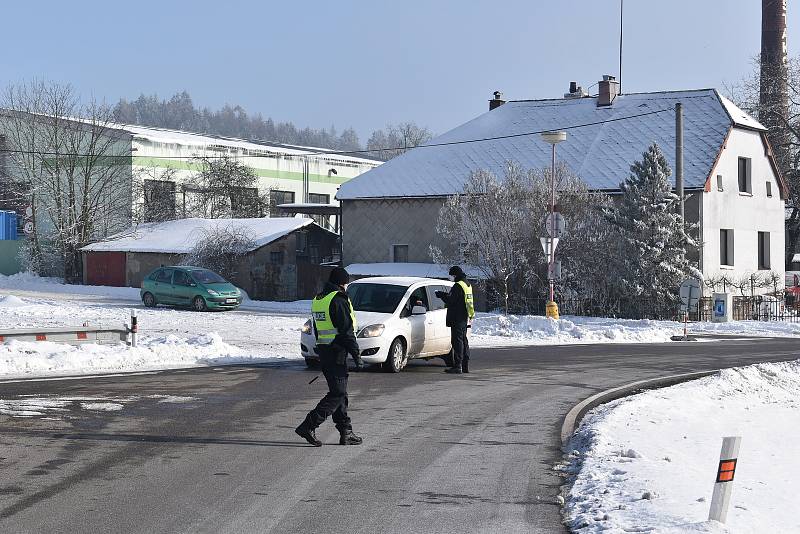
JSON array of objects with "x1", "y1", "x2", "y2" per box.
[{"x1": 0, "y1": 106, "x2": 680, "y2": 161}]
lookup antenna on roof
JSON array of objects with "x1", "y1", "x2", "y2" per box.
[{"x1": 619, "y1": 0, "x2": 624, "y2": 95}]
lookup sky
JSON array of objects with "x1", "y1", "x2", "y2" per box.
[{"x1": 0, "y1": 0, "x2": 794, "y2": 142}]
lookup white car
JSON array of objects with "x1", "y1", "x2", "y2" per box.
[{"x1": 300, "y1": 277, "x2": 456, "y2": 372}]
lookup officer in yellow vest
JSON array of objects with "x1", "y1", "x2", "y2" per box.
[
  {"x1": 296, "y1": 267, "x2": 363, "y2": 446},
  {"x1": 435, "y1": 265, "x2": 475, "y2": 374}
]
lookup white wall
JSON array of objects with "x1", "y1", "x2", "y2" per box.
[{"x1": 701, "y1": 127, "x2": 785, "y2": 292}]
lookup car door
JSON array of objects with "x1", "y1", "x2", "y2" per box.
[
  {"x1": 171, "y1": 269, "x2": 194, "y2": 306},
  {"x1": 403, "y1": 284, "x2": 438, "y2": 357},
  {"x1": 152, "y1": 268, "x2": 175, "y2": 303},
  {"x1": 427, "y1": 283, "x2": 452, "y2": 354}
]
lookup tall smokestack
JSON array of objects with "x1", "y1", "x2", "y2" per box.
[{"x1": 759, "y1": 0, "x2": 789, "y2": 166}]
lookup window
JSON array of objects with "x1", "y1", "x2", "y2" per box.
[
  {"x1": 428, "y1": 285, "x2": 448, "y2": 311},
  {"x1": 296, "y1": 231, "x2": 307, "y2": 253},
  {"x1": 717, "y1": 175, "x2": 723, "y2": 192},
  {"x1": 308, "y1": 193, "x2": 330, "y2": 204},
  {"x1": 173, "y1": 270, "x2": 191, "y2": 286},
  {"x1": 738, "y1": 157, "x2": 752, "y2": 193},
  {"x1": 307, "y1": 193, "x2": 330, "y2": 226},
  {"x1": 143, "y1": 179, "x2": 176, "y2": 222},
  {"x1": 403, "y1": 286, "x2": 430, "y2": 316},
  {"x1": 347, "y1": 283, "x2": 408, "y2": 313},
  {"x1": 230, "y1": 186, "x2": 260, "y2": 218},
  {"x1": 155, "y1": 269, "x2": 174, "y2": 284},
  {"x1": 269, "y1": 190, "x2": 296, "y2": 217},
  {"x1": 270, "y1": 250, "x2": 284, "y2": 264},
  {"x1": 766, "y1": 181, "x2": 773, "y2": 198},
  {"x1": 392, "y1": 244, "x2": 409, "y2": 263},
  {"x1": 720, "y1": 229, "x2": 734, "y2": 266},
  {"x1": 758, "y1": 232, "x2": 771, "y2": 270}
]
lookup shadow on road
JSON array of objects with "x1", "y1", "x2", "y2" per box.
[{"x1": 1, "y1": 430, "x2": 309, "y2": 448}]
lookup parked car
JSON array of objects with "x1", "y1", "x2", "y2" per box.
[
  {"x1": 300, "y1": 277, "x2": 457, "y2": 372},
  {"x1": 140, "y1": 266, "x2": 242, "y2": 311}
]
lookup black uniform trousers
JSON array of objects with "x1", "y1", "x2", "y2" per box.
[
  {"x1": 304, "y1": 344, "x2": 352, "y2": 433},
  {"x1": 450, "y1": 321, "x2": 470, "y2": 370}
]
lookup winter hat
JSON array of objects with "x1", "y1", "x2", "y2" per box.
[
  {"x1": 448, "y1": 265, "x2": 465, "y2": 278},
  {"x1": 329, "y1": 266, "x2": 350, "y2": 286}
]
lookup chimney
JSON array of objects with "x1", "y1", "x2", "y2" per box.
[
  {"x1": 760, "y1": 0, "x2": 789, "y2": 169},
  {"x1": 564, "y1": 81, "x2": 587, "y2": 99},
  {"x1": 489, "y1": 90, "x2": 506, "y2": 110},
  {"x1": 597, "y1": 75, "x2": 620, "y2": 106}
]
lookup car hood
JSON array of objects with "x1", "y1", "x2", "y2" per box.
[
  {"x1": 354, "y1": 310, "x2": 394, "y2": 329},
  {"x1": 202, "y1": 282, "x2": 239, "y2": 293}
]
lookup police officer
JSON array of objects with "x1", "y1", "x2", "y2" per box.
[
  {"x1": 295, "y1": 267, "x2": 363, "y2": 446},
  {"x1": 435, "y1": 266, "x2": 475, "y2": 374}
]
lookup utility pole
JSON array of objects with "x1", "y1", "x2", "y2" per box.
[{"x1": 675, "y1": 102, "x2": 684, "y2": 225}]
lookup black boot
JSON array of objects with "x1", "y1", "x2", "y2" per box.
[
  {"x1": 339, "y1": 430, "x2": 363, "y2": 445},
  {"x1": 295, "y1": 423, "x2": 322, "y2": 447},
  {"x1": 462, "y1": 361, "x2": 469, "y2": 373},
  {"x1": 445, "y1": 367, "x2": 463, "y2": 374}
]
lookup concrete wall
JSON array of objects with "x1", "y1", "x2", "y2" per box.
[
  {"x1": 701, "y1": 127, "x2": 786, "y2": 291},
  {"x1": 0, "y1": 240, "x2": 22, "y2": 275},
  {"x1": 341, "y1": 197, "x2": 458, "y2": 264}
]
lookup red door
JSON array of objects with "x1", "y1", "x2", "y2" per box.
[{"x1": 86, "y1": 252, "x2": 127, "y2": 286}]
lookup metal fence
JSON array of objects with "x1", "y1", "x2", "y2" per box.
[{"x1": 731, "y1": 295, "x2": 800, "y2": 322}]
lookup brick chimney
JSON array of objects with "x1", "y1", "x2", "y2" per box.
[
  {"x1": 760, "y1": 0, "x2": 789, "y2": 169},
  {"x1": 597, "y1": 75, "x2": 620, "y2": 107},
  {"x1": 489, "y1": 91, "x2": 506, "y2": 111}
]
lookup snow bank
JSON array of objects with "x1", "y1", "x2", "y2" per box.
[
  {"x1": 560, "y1": 359, "x2": 800, "y2": 533},
  {"x1": 0, "y1": 272, "x2": 140, "y2": 300},
  {"x1": 0, "y1": 332, "x2": 288, "y2": 379}
]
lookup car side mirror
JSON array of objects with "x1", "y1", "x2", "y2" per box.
[{"x1": 412, "y1": 305, "x2": 427, "y2": 315}]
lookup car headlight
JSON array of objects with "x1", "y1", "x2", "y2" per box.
[
  {"x1": 301, "y1": 320, "x2": 312, "y2": 334},
  {"x1": 358, "y1": 324, "x2": 385, "y2": 338},
  {"x1": 207, "y1": 289, "x2": 219, "y2": 296}
]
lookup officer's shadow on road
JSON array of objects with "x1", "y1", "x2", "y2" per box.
[{"x1": 3, "y1": 430, "x2": 309, "y2": 448}]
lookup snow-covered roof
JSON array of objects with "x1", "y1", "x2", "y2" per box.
[
  {"x1": 337, "y1": 89, "x2": 765, "y2": 200},
  {"x1": 121, "y1": 123, "x2": 381, "y2": 165},
  {"x1": 82, "y1": 217, "x2": 327, "y2": 254},
  {"x1": 346, "y1": 263, "x2": 487, "y2": 280}
]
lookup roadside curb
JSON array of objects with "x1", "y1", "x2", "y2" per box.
[{"x1": 560, "y1": 370, "x2": 717, "y2": 448}]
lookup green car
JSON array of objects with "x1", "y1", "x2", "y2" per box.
[{"x1": 140, "y1": 266, "x2": 242, "y2": 312}]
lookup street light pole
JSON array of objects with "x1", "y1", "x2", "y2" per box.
[{"x1": 540, "y1": 131, "x2": 567, "y2": 317}]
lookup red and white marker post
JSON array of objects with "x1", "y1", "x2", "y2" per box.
[{"x1": 708, "y1": 436, "x2": 742, "y2": 523}]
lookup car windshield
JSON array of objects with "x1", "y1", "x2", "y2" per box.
[
  {"x1": 190, "y1": 269, "x2": 227, "y2": 285},
  {"x1": 347, "y1": 283, "x2": 407, "y2": 313}
]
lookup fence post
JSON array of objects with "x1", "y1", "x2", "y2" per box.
[{"x1": 130, "y1": 309, "x2": 138, "y2": 348}]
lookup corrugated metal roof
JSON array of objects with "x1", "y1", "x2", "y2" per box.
[{"x1": 337, "y1": 89, "x2": 763, "y2": 200}]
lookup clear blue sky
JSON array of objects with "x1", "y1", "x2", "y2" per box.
[{"x1": 0, "y1": 0, "x2": 792, "y2": 141}]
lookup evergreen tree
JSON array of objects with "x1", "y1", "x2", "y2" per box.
[{"x1": 606, "y1": 143, "x2": 700, "y2": 318}]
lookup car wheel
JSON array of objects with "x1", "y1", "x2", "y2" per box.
[
  {"x1": 383, "y1": 338, "x2": 407, "y2": 373},
  {"x1": 192, "y1": 296, "x2": 208, "y2": 312},
  {"x1": 304, "y1": 358, "x2": 319, "y2": 369},
  {"x1": 142, "y1": 292, "x2": 157, "y2": 308}
]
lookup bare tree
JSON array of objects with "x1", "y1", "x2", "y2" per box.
[
  {"x1": 1, "y1": 80, "x2": 133, "y2": 281},
  {"x1": 366, "y1": 122, "x2": 433, "y2": 160},
  {"x1": 185, "y1": 155, "x2": 269, "y2": 219},
  {"x1": 183, "y1": 224, "x2": 255, "y2": 282},
  {"x1": 131, "y1": 166, "x2": 180, "y2": 223}
]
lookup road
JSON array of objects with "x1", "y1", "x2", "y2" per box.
[{"x1": 0, "y1": 337, "x2": 797, "y2": 533}]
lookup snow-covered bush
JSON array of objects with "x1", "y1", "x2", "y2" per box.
[{"x1": 183, "y1": 224, "x2": 255, "y2": 282}]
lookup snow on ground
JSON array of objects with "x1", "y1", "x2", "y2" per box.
[
  {"x1": 0, "y1": 394, "x2": 198, "y2": 417},
  {"x1": 559, "y1": 359, "x2": 800, "y2": 533}
]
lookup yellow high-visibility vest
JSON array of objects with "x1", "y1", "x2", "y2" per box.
[
  {"x1": 311, "y1": 291, "x2": 357, "y2": 344},
  {"x1": 456, "y1": 280, "x2": 475, "y2": 319}
]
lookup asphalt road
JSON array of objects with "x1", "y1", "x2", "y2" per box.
[{"x1": 0, "y1": 337, "x2": 797, "y2": 534}]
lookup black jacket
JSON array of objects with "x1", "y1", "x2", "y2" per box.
[
  {"x1": 315, "y1": 282, "x2": 360, "y2": 357},
  {"x1": 438, "y1": 276, "x2": 470, "y2": 327}
]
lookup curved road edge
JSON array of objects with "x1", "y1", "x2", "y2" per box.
[{"x1": 559, "y1": 370, "x2": 717, "y2": 448}]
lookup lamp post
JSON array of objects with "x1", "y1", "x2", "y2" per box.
[{"x1": 540, "y1": 131, "x2": 567, "y2": 317}]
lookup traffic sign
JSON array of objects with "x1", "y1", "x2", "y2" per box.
[
  {"x1": 23, "y1": 221, "x2": 34, "y2": 235},
  {"x1": 548, "y1": 260, "x2": 562, "y2": 281},
  {"x1": 24, "y1": 206, "x2": 33, "y2": 218},
  {"x1": 679, "y1": 278, "x2": 701, "y2": 313},
  {"x1": 539, "y1": 237, "x2": 559, "y2": 259},
  {"x1": 545, "y1": 212, "x2": 566, "y2": 238}
]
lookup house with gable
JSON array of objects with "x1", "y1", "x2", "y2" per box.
[{"x1": 337, "y1": 76, "x2": 788, "y2": 294}]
